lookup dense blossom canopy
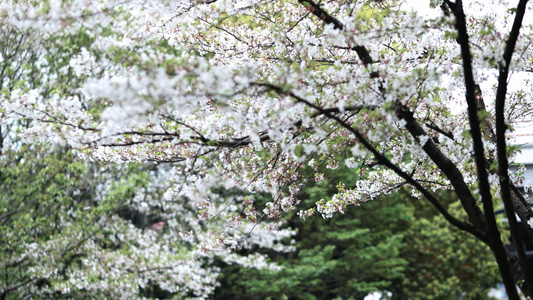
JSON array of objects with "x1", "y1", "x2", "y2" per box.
[{"x1": 1, "y1": 0, "x2": 533, "y2": 298}]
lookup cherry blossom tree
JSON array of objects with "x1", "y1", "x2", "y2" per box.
[
  {"x1": 0, "y1": 3, "x2": 293, "y2": 298},
  {"x1": 0, "y1": 142, "x2": 293, "y2": 298},
  {"x1": 2, "y1": 0, "x2": 533, "y2": 298}
]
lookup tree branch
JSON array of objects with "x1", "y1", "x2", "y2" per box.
[
  {"x1": 446, "y1": 0, "x2": 520, "y2": 297},
  {"x1": 1, "y1": 277, "x2": 41, "y2": 298},
  {"x1": 295, "y1": 0, "x2": 490, "y2": 241},
  {"x1": 395, "y1": 103, "x2": 487, "y2": 232},
  {"x1": 494, "y1": 0, "x2": 533, "y2": 293},
  {"x1": 297, "y1": 0, "x2": 374, "y2": 66},
  {"x1": 256, "y1": 82, "x2": 486, "y2": 242}
]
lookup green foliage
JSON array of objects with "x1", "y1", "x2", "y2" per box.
[
  {"x1": 398, "y1": 200, "x2": 499, "y2": 300},
  {"x1": 214, "y1": 170, "x2": 499, "y2": 299}
]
